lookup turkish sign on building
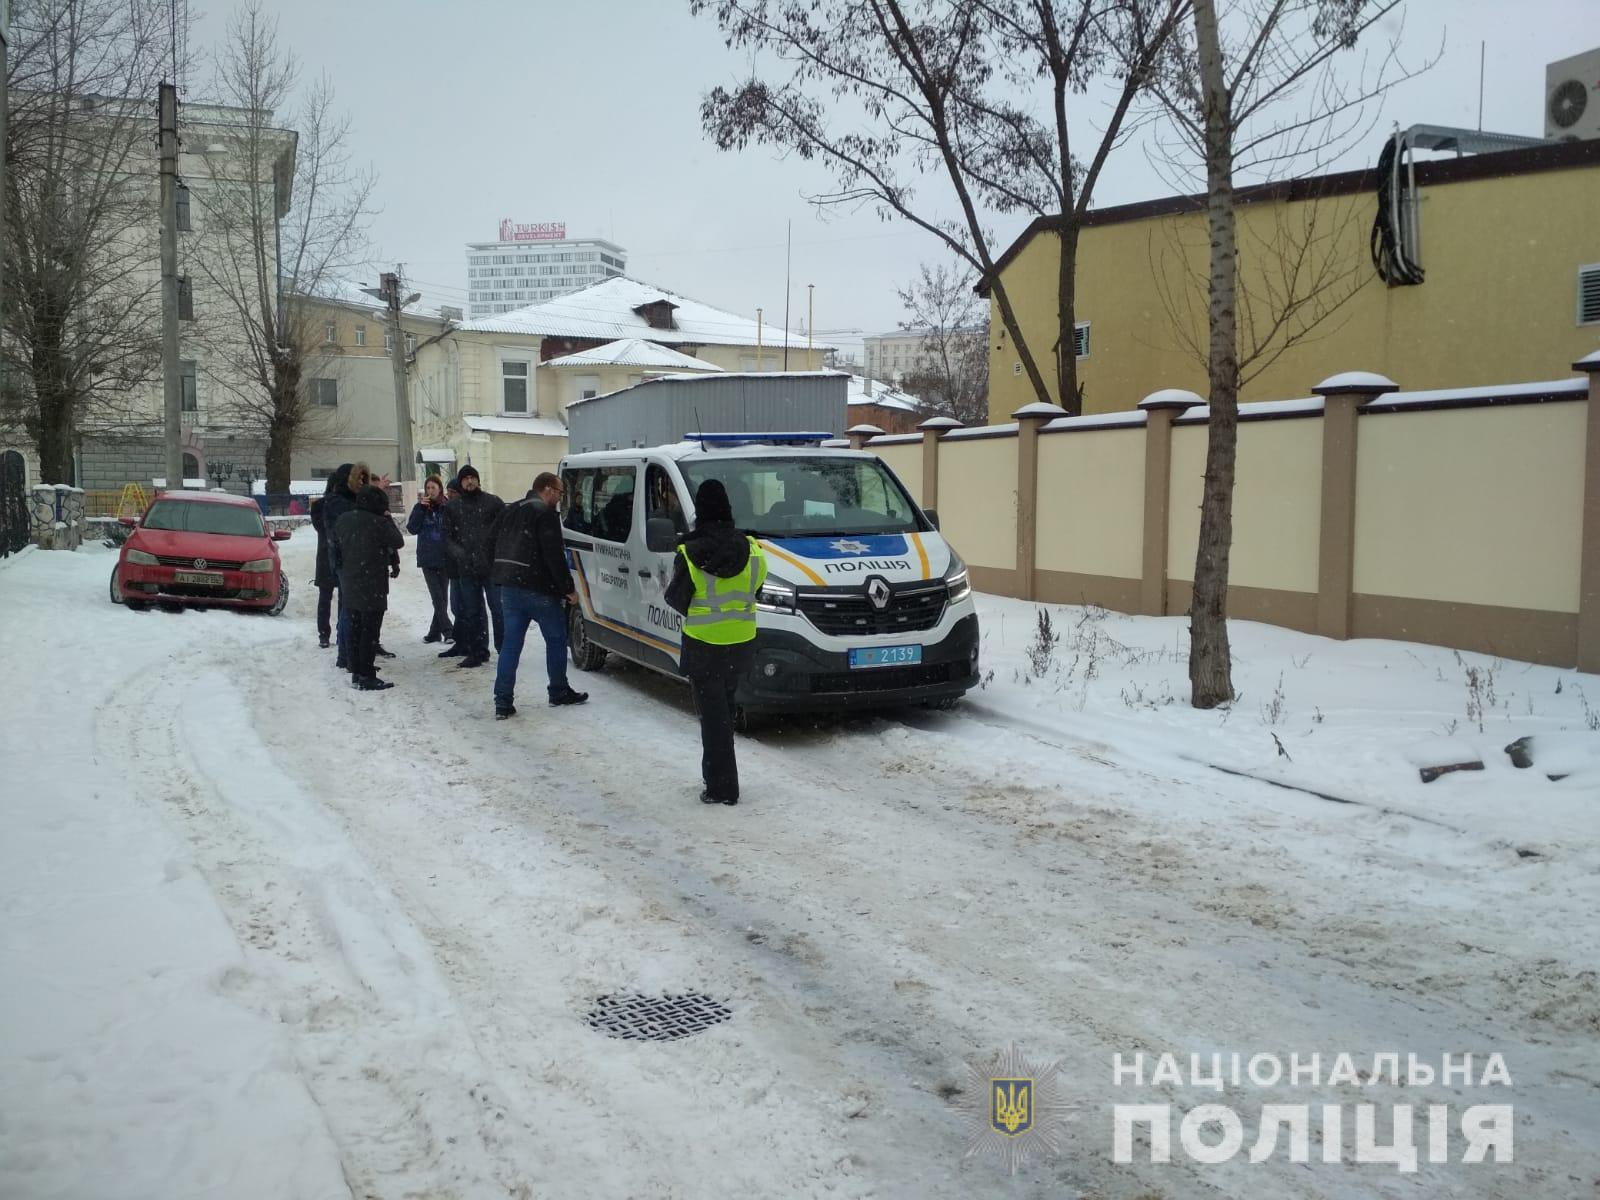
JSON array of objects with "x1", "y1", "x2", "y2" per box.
[{"x1": 499, "y1": 219, "x2": 566, "y2": 242}]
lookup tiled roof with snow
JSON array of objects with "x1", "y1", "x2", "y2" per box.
[
  {"x1": 542, "y1": 338, "x2": 724, "y2": 371},
  {"x1": 457, "y1": 277, "x2": 831, "y2": 350}
]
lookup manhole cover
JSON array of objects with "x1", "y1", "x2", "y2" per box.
[{"x1": 585, "y1": 992, "x2": 733, "y2": 1042}]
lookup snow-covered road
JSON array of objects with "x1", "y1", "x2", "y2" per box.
[{"x1": 3, "y1": 537, "x2": 1597, "y2": 1199}]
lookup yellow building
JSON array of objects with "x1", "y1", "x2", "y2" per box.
[{"x1": 981, "y1": 138, "x2": 1600, "y2": 422}]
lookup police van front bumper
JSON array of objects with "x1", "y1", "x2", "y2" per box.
[{"x1": 736, "y1": 614, "x2": 980, "y2": 712}]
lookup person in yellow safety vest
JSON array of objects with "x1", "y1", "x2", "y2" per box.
[{"x1": 664, "y1": 479, "x2": 766, "y2": 806}]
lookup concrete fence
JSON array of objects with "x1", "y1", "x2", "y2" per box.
[{"x1": 853, "y1": 353, "x2": 1600, "y2": 670}]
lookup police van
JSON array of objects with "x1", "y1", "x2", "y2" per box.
[{"x1": 558, "y1": 434, "x2": 979, "y2": 714}]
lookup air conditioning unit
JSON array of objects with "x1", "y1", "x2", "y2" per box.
[{"x1": 1546, "y1": 47, "x2": 1600, "y2": 141}]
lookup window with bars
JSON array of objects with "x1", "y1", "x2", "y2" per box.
[{"x1": 1580, "y1": 265, "x2": 1600, "y2": 326}]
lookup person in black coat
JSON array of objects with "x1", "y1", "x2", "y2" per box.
[
  {"x1": 489, "y1": 472, "x2": 587, "y2": 718},
  {"x1": 406, "y1": 474, "x2": 453, "y2": 642},
  {"x1": 334, "y1": 485, "x2": 405, "y2": 691},
  {"x1": 327, "y1": 462, "x2": 398, "y2": 667},
  {"x1": 441, "y1": 464, "x2": 505, "y2": 668},
  {"x1": 308, "y1": 464, "x2": 350, "y2": 648}
]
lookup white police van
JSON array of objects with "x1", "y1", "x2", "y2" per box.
[{"x1": 558, "y1": 433, "x2": 980, "y2": 715}]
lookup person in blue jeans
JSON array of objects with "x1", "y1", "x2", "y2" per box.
[{"x1": 490, "y1": 472, "x2": 588, "y2": 718}]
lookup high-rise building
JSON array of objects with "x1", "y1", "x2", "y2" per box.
[{"x1": 465, "y1": 220, "x2": 627, "y2": 318}]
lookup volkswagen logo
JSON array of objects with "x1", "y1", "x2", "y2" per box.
[
  {"x1": 193, "y1": 558, "x2": 207, "y2": 570},
  {"x1": 866, "y1": 576, "x2": 891, "y2": 611}
]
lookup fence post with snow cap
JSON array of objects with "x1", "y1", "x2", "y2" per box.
[
  {"x1": 1576, "y1": 350, "x2": 1600, "y2": 672},
  {"x1": 917, "y1": 416, "x2": 963, "y2": 511},
  {"x1": 845, "y1": 424, "x2": 884, "y2": 450},
  {"x1": 1314, "y1": 372, "x2": 1398, "y2": 640},
  {"x1": 1139, "y1": 390, "x2": 1202, "y2": 617},
  {"x1": 1013, "y1": 402, "x2": 1069, "y2": 602}
]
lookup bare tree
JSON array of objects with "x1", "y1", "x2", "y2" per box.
[
  {"x1": 188, "y1": 1, "x2": 375, "y2": 494},
  {"x1": 3, "y1": 0, "x2": 177, "y2": 482},
  {"x1": 1146, "y1": 0, "x2": 1424, "y2": 707},
  {"x1": 894, "y1": 260, "x2": 989, "y2": 424},
  {"x1": 692, "y1": 0, "x2": 1188, "y2": 416}
]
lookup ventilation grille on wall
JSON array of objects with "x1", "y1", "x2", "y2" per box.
[{"x1": 1580, "y1": 264, "x2": 1600, "y2": 326}]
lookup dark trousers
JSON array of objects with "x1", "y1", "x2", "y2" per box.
[
  {"x1": 348, "y1": 608, "x2": 385, "y2": 678},
  {"x1": 456, "y1": 573, "x2": 503, "y2": 658},
  {"x1": 681, "y1": 639, "x2": 754, "y2": 802},
  {"x1": 316, "y1": 582, "x2": 335, "y2": 640},
  {"x1": 422, "y1": 568, "x2": 452, "y2": 638},
  {"x1": 336, "y1": 592, "x2": 350, "y2": 661}
]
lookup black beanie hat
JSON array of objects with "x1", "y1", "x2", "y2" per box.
[
  {"x1": 694, "y1": 478, "x2": 734, "y2": 524},
  {"x1": 457, "y1": 464, "x2": 480, "y2": 482}
]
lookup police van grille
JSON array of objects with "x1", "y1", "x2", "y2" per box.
[
  {"x1": 810, "y1": 662, "x2": 956, "y2": 693},
  {"x1": 797, "y1": 582, "x2": 946, "y2": 636}
]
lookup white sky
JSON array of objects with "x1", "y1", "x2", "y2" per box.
[{"x1": 189, "y1": 0, "x2": 1596, "y2": 358}]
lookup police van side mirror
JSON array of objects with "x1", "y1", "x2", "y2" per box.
[
  {"x1": 645, "y1": 516, "x2": 679, "y2": 553},
  {"x1": 924, "y1": 507, "x2": 941, "y2": 531}
]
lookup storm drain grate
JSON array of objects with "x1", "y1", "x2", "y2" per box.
[{"x1": 585, "y1": 992, "x2": 733, "y2": 1042}]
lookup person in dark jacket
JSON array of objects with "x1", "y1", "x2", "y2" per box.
[
  {"x1": 406, "y1": 475, "x2": 453, "y2": 642},
  {"x1": 664, "y1": 479, "x2": 765, "y2": 805},
  {"x1": 441, "y1": 464, "x2": 505, "y2": 668},
  {"x1": 334, "y1": 484, "x2": 405, "y2": 691},
  {"x1": 437, "y1": 476, "x2": 469, "y2": 658},
  {"x1": 490, "y1": 472, "x2": 588, "y2": 718},
  {"x1": 308, "y1": 465, "x2": 350, "y2": 648}
]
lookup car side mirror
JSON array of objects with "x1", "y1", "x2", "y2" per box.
[
  {"x1": 272, "y1": 528, "x2": 292, "y2": 541},
  {"x1": 118, "y1": 515, "x2": 138, "y2": 528},
  {"x1": 924, "y1": 507, "x2": 941, "y2": 531},
  {"x1": 645, "y1": 516, "x2": 679, "y2": 553}
]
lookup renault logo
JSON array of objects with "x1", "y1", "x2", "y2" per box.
[
  {"x1": 193, "y1": 558, "x2": 207, "y2": 570},
  {"x1": 866, "y1": 576, "x2": 891, "y2": 611}
]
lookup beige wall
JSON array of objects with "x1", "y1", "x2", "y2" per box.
[
  {"x1": 1036, "y1": 428, "x2": 1143, "y2": 580},
  {"x1": 873, "y1": 441, "x2": 922, "y2": 505},
  {"x1": 938, "y1": 437, "x2": 1016, "y2": 570},
  {"x1": 1354, "y1": 405, "x2": 1586, "y2": 613},
  {"x1": 486, "y1": 432, "x2": 567, "y2": 500}
]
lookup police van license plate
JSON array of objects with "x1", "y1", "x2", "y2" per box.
[
  {"x1": 174, "y1": 570, "x2": 224, "y2": 586},
  {"x1": 849, "y1": 645, "x2": 922, "y2": 669}
]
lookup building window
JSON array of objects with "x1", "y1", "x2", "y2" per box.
[
  {"x1": 385, "y1": 331, "x2": 395, "y2": 353},
  {"x1": 575, "y1": 374, "x2": 601, "y2": 401},
  {"x1": 324, "y1": 323, "x2": 337, "y2": 344},
  {"x1": 178, "y1": 276, "x2": 194, "y2": 321},
  {"x1": 1580, "y1": 264, "x2": 1600, "y2": 326},
  {"x1": 354, "y1": 325, "x2": 366, "y2": 347},
  {"x1": 180, "y1": 359, "x2": 198, "y2": 411},
  {"x1": 502, "y1": 360, "x2": 529, "y2": 413},
  {"x1": 182, "y1": 451, "x2": 200, "y2": 479},
  {"x1": 309, "y1": 378, "x2": 338, "y2": 407},
  {"x1": 405, "y1": 333, "x2": 417, "y2": 356},
  {"x1": 176, "y1": 182, "x2": 191, "y2": 231}
]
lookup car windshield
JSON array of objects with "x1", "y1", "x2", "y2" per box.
[
  {"x1": 678, "y1": 455, "x2": 925, "y2": 538},
  {"x1": 141, "y1": 499, "x2": 266, "y2": 538}
]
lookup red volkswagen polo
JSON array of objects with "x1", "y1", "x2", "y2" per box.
[{"x1": 110, "y1": 490, "x2": 290, "y2": 614}]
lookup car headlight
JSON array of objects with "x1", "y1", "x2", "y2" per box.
[
  {"x1": 240, "y1": 558, "x2": 275, "y2": 572},
  {"x1": 944, "y1": 553, "x2": 971, "y2": 603},
  {"x1": 125, "y1": 548, "x2": 159, "y2": 566},
  {"x1": 755, "y1": 578, "x2": 796, "y2": 614}
]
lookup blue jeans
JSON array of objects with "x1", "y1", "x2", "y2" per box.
[{"x1": 494, "y1": 586, "x2": 570, "y2": 707}]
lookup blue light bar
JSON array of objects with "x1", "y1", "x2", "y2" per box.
[{"x1": 683, "y1": 432, "x2": 834, "y2": 446}]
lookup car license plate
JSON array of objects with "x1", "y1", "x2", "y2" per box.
[
  {"x1": 173, "y1": 570, "x2": 224, "y2": 586},
  {"x1": 848, "y1": 644, "x2": 922, "y2": 669}
]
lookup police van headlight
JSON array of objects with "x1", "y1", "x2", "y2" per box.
[
  {"x1": 756, "y1": 579, "x2": 797, "y2": 614},
  {"x1": 944, "y1": 554, "x2": 972, "y2": 603}
]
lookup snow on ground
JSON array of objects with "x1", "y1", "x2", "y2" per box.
[{"x1": 2, "y1": 537, "x2": 1597, "y2": 1199}]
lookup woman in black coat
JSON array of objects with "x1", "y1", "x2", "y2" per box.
[
  {"x1": 308, "y1": 464, "x2": 352, "y2": 648},
  {"x1": 334, "y1": 485, "x2": 404, "y2": 691}
]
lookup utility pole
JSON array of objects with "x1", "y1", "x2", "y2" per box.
[
  {"x1": 364, "y1": 269, "x2": 418, "y2": 482},
  {"x1": 158, "y1": 82, "x2": 183, "y2": 488}
]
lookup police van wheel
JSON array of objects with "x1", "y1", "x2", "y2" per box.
[{"x1": 568, "y1": 605, "x2": 607, "y2": 671}]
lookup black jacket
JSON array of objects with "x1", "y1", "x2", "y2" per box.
[
  {"x1": 443, "y1": 487, "x2": 505, "y2": 579},
  {"x1": 310, "y1": 497, "x2": 334, "y2": 588},
  {"x1": 323, "y1": 475, "x2": 358, "y2": 576},
  {"x1": 333, "y1": 487, "x2": 404, "y2": 611},
  {"x1": 665, "y1": 522, "x2": 753, "y2": 615},
  {"x1": 491, "y1": 494, "x2": 575, "y2": 596}
]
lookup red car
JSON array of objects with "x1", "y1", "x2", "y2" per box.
[{"x1": 110, "y1": 490, "x2": 291, "y2": 614}]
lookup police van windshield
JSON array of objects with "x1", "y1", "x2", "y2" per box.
[{"x1": 679, "y1": 455, "x2": 925, "y2": 538}]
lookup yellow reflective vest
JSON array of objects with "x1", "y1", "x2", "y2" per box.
[{"x1": 679, "y1": 538, "x2": 766, "y2": 645}]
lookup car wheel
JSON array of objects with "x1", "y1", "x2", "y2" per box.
[
  {"x1": 568, "y1": 604, "x2": 607, "y2": 671},
  {"x1": 109, "y1": 564, "x2": 124, "y2": 605},
  {"x1": 267, "y1": 571, "x2": 289, "y2": 616}
]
